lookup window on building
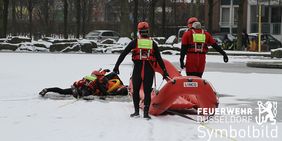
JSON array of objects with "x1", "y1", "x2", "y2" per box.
[
  {"x1": 233, "y1": 0, "x2": 240, "y2": 5},
  {"x1": 220, "y1": 6, "x2": 238, "y2": 26},
  {"x1": 221, "y1": 0, "x2": 231, "y2": 5},
  {"x1": 271, "y1": 7, "x2": 281, "y2": 23},
  {"x1": 261, "y1": 6, "x2": 269, "y2": 22},
  {"x1": 233, "y1": 7, "x2": 239, "y2": 26},
  {"x1": 221, "y1": 0, "x2": 239, "y2": 5},
  {"x1": 250, "y1": 6, "x2": 258, "y2": 23},
  {"x1": 221, "y1": 7, "x2": 230, "y2": 26}
]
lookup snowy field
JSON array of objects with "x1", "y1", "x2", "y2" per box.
[{"x1": 0, "y1": 52, "x2": 281, "y2": 141}]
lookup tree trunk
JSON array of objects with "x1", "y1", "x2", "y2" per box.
[
  {"x1": 43, "y1": 0, "x2": 50, "y2": 36},
  {"x1": 162, "y1": 0, "x2": 166, "y2": 37},
  {"x1": 120, "y1": 0, "x2": 131, "y2": 37},
  {"x1": 0, "y1": 0, "x2": 3, "y2": 37},
  {"x1": 141, "y1": 0, "x2": 146, "y2": 21},
  {"x1": 82, "y1": 0, "x2": 86, "y2": 38},
  {"x1": 208, "y1": 0, "x2": 213, "y2": 32},
  {"x1": 195, "y1": 0, "x2": 200, "y2": 19},
  {"x1": 76, "y1": 0, "x2": 81, "y2": 39},
  {"x1": 189, "y1": 0, "x2": 194, "y2": 17},
  {"x1": 149, "y1": 0, "x2": 156, "y2": 36},
  {"x1": 63, "y1": 0, "x2": 68, "y2": 39},
  {"x1": 11, "y1": 0, "x2": 17, "y2": 36},
  {"x1": 236, "y1": 0, "x2": 244, "y2": 50},
  {"x1": 173, "y1": 0, "x2": 177, "y2": 26},
  {"x1": 20, "y1": 0, "x2": 23, "y2": 19},
  {"x1": 1, "y1": 0, "x2": 9, "y2": 38},
  {"x1": 28, "y1": 0, "x2": 33, "y2": 39},
  {"x1": 133, "y1": 0, "x2": 138, "y2": 39},
  {"x1": 86, "y1": 0, "x2": 93, "y2": 24}
]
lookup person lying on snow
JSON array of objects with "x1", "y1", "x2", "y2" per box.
[{"x1": 39, "y1": 69, "x2": 128, "y2": 100}]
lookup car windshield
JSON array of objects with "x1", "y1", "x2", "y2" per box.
[
  {"x1": 102, "y1": 32, "x2": 114, "y2": 36},
  {"x1": 267, "y1": 35, "x2": 276, "y2": 42},
  {"x1": 179, "y1": 30, "x2": 186, "y2": 38},
  {"x1": 89, "y1": 32, "x2": 100, "y2": 36},
  {"x1": 213, "y1": 35, "x2": 225, "y2": 41}
]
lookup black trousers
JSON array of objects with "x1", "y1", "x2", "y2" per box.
[
  {"x1": 45, "y1": 87, "x2": 73, "y2": 95},
  {"x1": 132, "y1": 60, "x2": 154, "y2": 113},
  {"x1": 45, "y1": 86, "x2": 91, "y2": 97}
]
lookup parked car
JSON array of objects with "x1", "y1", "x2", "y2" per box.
[
  {"x1": 177, "y1": 28, "x2": 188, "y2": 43},
  {"x1": 212, "y1": 33, "x2": 236, "y2": 50},
  {"x1": 85, "y1": 30, "x2": 120, "y2": 42},
  {"x1": 248, "y1": 33, "x2": 282, "y2": 51}
]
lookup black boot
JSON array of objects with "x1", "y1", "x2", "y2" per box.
[
  {"x1": 39, "y1": 89, "x2": 48, "y2": 97},
  {"x1": 130, "y1": 107, "x2": 140, "y2": 117},
  {"x1": 130, "y1": 112, "x2": 140, "y2": 117},
  {"x1": 143, "y1": 107, "x2": 151, "y2": 119}
]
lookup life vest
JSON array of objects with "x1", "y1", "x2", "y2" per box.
[
  {"x1": 82, "y1": 75, "x2": 98, "y2": 89},
  {"x1": 132, "y1": 39, "x2": 156, "y2": 61},
  {"x1": 187, "y1": 29, "x2": 208, "y2": 53}
]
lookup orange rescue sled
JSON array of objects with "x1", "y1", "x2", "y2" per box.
[{"x1": 129, "y1": 59, "x2": 218, "y2": 116}]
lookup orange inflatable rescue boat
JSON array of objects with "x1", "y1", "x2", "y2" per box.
[{"x1": 129, "y1": 59, "x2": 218, "y2": 116}]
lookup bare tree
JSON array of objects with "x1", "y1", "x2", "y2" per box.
[
  {"x1": 86, "y1": 0, "x2": 94, "y2": 24},
  {"x1": 63, "y1": 0, "x2": 68, "y2": 39},
  {"x1": 189, "y1": 0, "x2": 194, "y2": 17},
  {"x1": 120, "y1": 0, "x2": 131, "y2": 37},
  {"x1": 133, "y1": 0, "x2": 138, "y2": 39},
  {"x1": 11, "y1": 0, "x2": 17, "y2": 35},
  {"x1": 43, "y1": 0, "x2": 50, "y2": 36},
  {"x1": 1, "y1": 0, "x2": 9, "y2": 38},
  {"x1": 195, "y1": 0, "x2": 200, "y2": 19},
  {"x1": 236, "y1": 0, "x2": 245, "y2": 50},
  {"x1": 207, "y1": 0, "x2": 214, "y2": 32},
  {"x1": 27, "y1": 0, "x2": 34, "y2": 38},
  {"x1": 0, "y1": 0, "x2": 3, "y2": 37},
  {"x1": 75, "y1": 0, "x2": 81, "y2": 38},
  {"x1": 172, "y1": 0, "x2": 177, "y2": 25},
  {"x1": 149, "y1": 0, "x2": 157, "y2": 36},
  {"x1": 19, "y1": 0, "x2": 24, "y2": 20},
  {"x1": 162, "y1": 0, "x2": 166, "y2": 37},
  {"x1": 82, "y1": 0, "x2": 86, "y2": 38}
]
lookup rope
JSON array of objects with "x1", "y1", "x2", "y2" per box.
[
  {"x1": 58, "y1": 98, "x2": 79, "y2": 108},
  {"x1": 156, "y1": 79, "x2": 164, "y2": 94},
  {"x1": 0, "y1": 97, "x2": 37, "y2": 101},
  {"x1": 152, "y1": 105, "x2": 237, "y2": 141}
]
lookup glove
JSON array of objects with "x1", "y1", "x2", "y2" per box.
[
  {"x1": 223, "y1": 54, "x2": 229, "y2": 63},
  {"x1": 104, "y1": 69, "x2": 110, "y2": 72},
  {"x1": 113, "y1": 66, "x2": 119, "y2": 74},
  {"x1": 180, "y1": 61, "x2": 185, "y2": 69},
  {"x1": 163, "y1": 71, "x2": 169, "y2": 80}
]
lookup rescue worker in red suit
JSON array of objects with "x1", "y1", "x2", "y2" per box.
[
  {"x1": 113, "y1": 22, "x2": 169, "y2": 119},
  {"x1": 180, "y1": 17, "x2": 229, "y2": 77}
]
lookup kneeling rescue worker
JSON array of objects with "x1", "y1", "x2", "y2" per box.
[
  {"x1": 180, "y1": 17, "x2": 229, "y2": 77},
  {"x1": 113, "y1": 21, "x2": 169, "y2": 119}
]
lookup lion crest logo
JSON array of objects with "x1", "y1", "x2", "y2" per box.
[{"x1": 255, "y1": 101, "x2": 277, "y2": 125}]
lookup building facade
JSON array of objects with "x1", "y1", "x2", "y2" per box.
[
  {"x1": 247, "y1": 0, "x2": 282, "y2": 40},
  {"x1": 208, "y1": 0, "x2": 282, "y2": 40}
]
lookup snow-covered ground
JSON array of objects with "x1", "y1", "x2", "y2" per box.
[{"x1": 0, "y1": 53, "x2": 281, "y2": 141}]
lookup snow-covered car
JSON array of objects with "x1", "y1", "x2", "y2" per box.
[
  {"x1": 85, "y1": 30, "x2": 120, "y2": 43},
  {"x1": 177, "y1": 28, "x2": 188, "y2": 43},
  {"x1": 212, "y1": 33, "x2": 236, "y2": 49},
  {"x1": 16, "y1": 42, "x2": 48, "y2": 52}
]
